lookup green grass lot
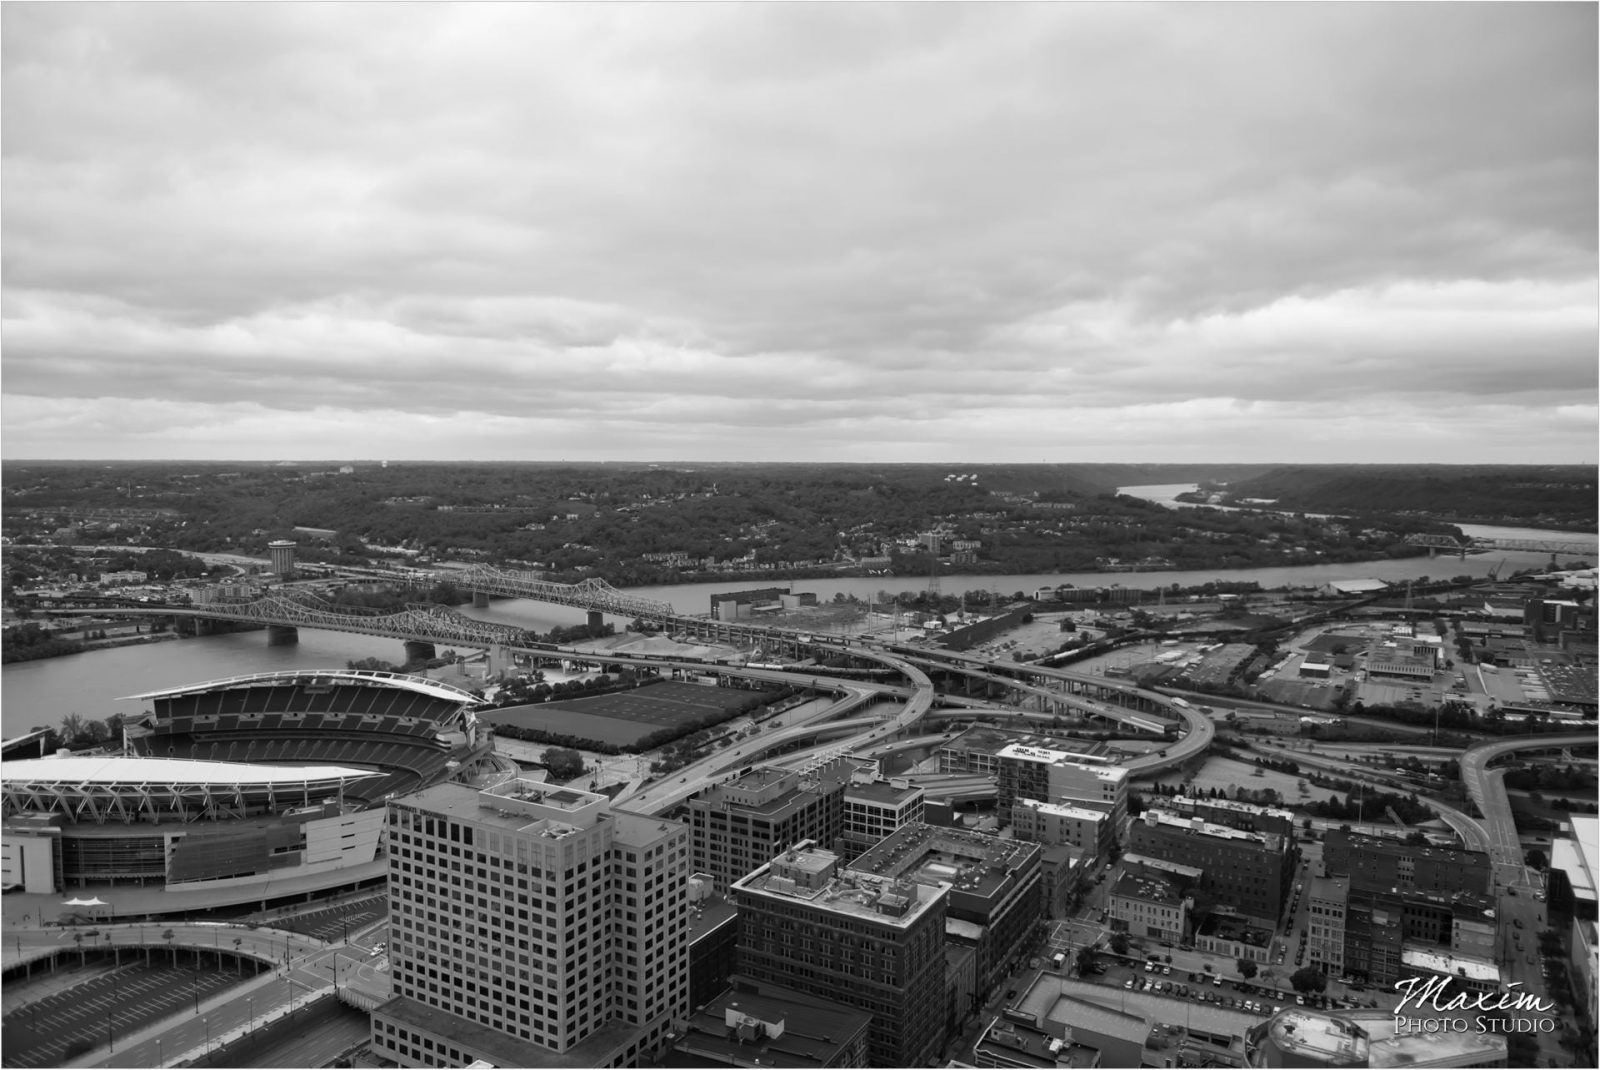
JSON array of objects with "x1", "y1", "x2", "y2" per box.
[{"x1": 481, "y1": 681, "x2": 759, "y2": 748}]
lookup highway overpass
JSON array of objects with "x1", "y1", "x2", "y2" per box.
[{"x1": 1461, "y1": 732, "x2": 1598, "y2": 890}]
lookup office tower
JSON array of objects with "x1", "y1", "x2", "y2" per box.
[{"x1": 371, "y1": 780, "x2": 688, "y2": 1068}]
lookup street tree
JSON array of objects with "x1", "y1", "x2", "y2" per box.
[
  {"x1": 541, "y1": 747, "x2": 587, "y2": 781},
  {"x1": 1290, "y1": 966, "x2": 1328, "y2": 994},
  {"x1": 1237, "y1": 958, "x2": 1258, "y2": 980}
]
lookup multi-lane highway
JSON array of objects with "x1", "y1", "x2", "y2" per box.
[{"x1": 608, "y1": 632, "x2": 1217, "y2": 816}]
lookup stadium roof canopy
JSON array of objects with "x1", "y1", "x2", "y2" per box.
[
  {"x1": 121, "y1": 668, "x2": 483, "y2": 705},
  {"x1": 2, "y1": 756, "x2": 380, "y2": 824}
]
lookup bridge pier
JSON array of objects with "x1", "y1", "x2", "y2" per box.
[
  {"x1": 266, "y1": 625, "x2": 299, "y2": 646},
  {"x1": 473, "y1": 592, "x2": 491, "y2": 609},
  {"x1": 587, "y1": 610, "x2": 604, "y2": 633},
  {"x1": 404, "y1": 640, "x2": 437, "y2": 663}
]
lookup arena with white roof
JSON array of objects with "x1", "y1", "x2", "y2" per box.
[{"x1": 1, "y1": 670, "x2": 494, "y2": 913}]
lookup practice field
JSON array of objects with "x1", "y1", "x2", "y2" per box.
[{"x1": 482, "y1": 681, "x2": 762, "y2": 747}]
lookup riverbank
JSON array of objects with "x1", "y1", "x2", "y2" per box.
[{"x1": 2, "y1": 629, "x2": 181, "y2": 665}]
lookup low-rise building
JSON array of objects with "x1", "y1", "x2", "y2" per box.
[
  {"x1": 1194, "y1": 914, "x2": 1274, "y2": 965},
  {"x1": 996, "y1": 744, "x2": 1127, "y2": 829},
  {"x1": 1004, "y1": 973, "x2": 1157, "y2": 1069},
  {"x1": 1323, "y1": 830, "x2": 1491, "y2": 898},
  {"x1": 1245, "y1": 1008, "x2": 1506, "y2": 1067},
  {"x1": 937, "y1": 727, "x2": 1108, "y2": 777},
  {"x1": 1129, "y1": 808, "x2": 1294, "y2": 926},
  {"x1": 841, "y1": 778, "x2": 924, "y2": 861},
  {"x1": 1162, "y1": 795, "x2": 1298, "y2": 838},
  {"x1": 1107, "y1": 871, "x2": 1188, "y2": 943},
  {"x1": 1036, "y1": 843, "x2": 1090, "y2": 919},
  {"x1": 1549, "y1": 814, "x2": 1599, "y2": 915},
  {"x1": 1305, "y1": 876, "x2": 1349, "y2": 977},
  {"x1": 973, "y1": 1018, "x2": 1101, "y2": 1068},
  {"x1": 1399, "y1": 945, "x2": 1500, "y2": 995},
  {"x1": 1010, "y1": 797, "x2": 1108, "y2": 855},
  {"x1": 666, "y1": 981, "x2": 872, "y2": 1069}
]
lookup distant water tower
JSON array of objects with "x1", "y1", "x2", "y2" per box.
[{"x1": 268, "y1": 539, "x2": 297, "y2": 580}]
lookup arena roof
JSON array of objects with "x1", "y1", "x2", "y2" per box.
[
  {"x1": 3, "y1": 756, "x2": 383, "y2": 824},
  {"x1": 3, "y1": 755, "x2": 380, "y2": 788},
  {"x1": 122, "y1": 669, "x2": 483, "y2": 705}
]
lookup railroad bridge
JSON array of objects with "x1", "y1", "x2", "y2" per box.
[{"x1": 1403, "y1": 533, "x2": 1596, "y2": 561}]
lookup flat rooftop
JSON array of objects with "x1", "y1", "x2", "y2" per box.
[
  {"x1": 997, "y1": 743, "x2": 1123, "y2": 774},
  {"x1": 735, "y1": 851, "x2": 949, "y2": 929},
  {"x1": 1110, "y1": 872, "x2": 1182, "y2": 906},
  {"x1": 1015, "y1": 798, "x2": 1106, "y2": 822},
  {"x1": 1012, "y1": 973, "x2": 1152, "y2": 1046},
  {"x1": 398, "y1": 779, "x2": 611, "y2": 837},
  {"x1": 1171, "y1": 794, "x2": 1295, "y2": 823},
  {"x1": 844, "y1": 779, "x2": 923, "y2": 805},
  {"x1": 853, "y1": 822, "x2": 1040, "y2": 899},
  {"x1": 377, "y1": 995, "x2": 644, "y2": 1069},
  {"x1": 670, "y1": 983, "x2": 873, "y2": 1069},
  {"x1": 1263, "y1": 1009, "x2": 1506, "y2": 1067},
  {"x1": 943, "y1": 727, "x2": 1109, "y2": 760},
  {"x1": 1140, "y1": 808, "x2": 1279, "y2": 848}
]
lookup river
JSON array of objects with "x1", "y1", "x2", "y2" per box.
[
  {"x1": 6, "y1": 487, "x2": 1593, "y2": 736},
  {"x1": 1118, "y1": 483, "x2": 1600, "y2": 548}
]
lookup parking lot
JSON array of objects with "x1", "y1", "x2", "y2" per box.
[
  {"x1": 2, "y1": 957, "x2": 245, "y2": 1069},
  {"x1": 272, "y1": 894, "x2": 387, "y2": 943}
]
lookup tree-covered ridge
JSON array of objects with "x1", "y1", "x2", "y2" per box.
[
  {"x1": 0, "y1": 461, "x2": 1514, "y2": 584},
  {"x1": 1219, "y1": 464, "x2": 1596, "y2": 530}
]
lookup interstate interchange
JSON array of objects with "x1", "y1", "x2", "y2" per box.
[{"x1": 62, "y1": 565, "x2": 1561, "y2": 868}]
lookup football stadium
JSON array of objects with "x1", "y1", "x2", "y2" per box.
[{"x1": 1, "y1": 670, "x2": 492, "y2": 915}]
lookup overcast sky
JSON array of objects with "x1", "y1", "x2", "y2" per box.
[{"x1": 3, "y1": 4, "x2": 1596, "y2": 464}]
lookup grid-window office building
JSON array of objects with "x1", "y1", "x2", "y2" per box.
[
  {"x1": 371, "y1": 779, "x2": 689, "y2": 1068},
  {"x1": 733, "y1": 841, "x2": 951, "y2": 1068},
  {"x1": 689, "y1": 760, "x2": 852, "y2": 890}
]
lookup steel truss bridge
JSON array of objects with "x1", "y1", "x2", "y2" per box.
[
  {"x1": 453, "y1": 566, "x2": 677, "y2": 618},
  {"x1": 149, "y1": 591, "x2": 532, "y2": 648},
  {"x1": 1403, "y1": 533, "x2": 1596, "y2": 557}
]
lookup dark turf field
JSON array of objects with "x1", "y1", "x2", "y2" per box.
[{"x1": 481, "y1": 681, "x2": 757, "y2": 747}]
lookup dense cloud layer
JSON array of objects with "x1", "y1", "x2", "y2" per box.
[{"x1": 3, "y1": 4, "x2": 1595, "y2": 461}]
